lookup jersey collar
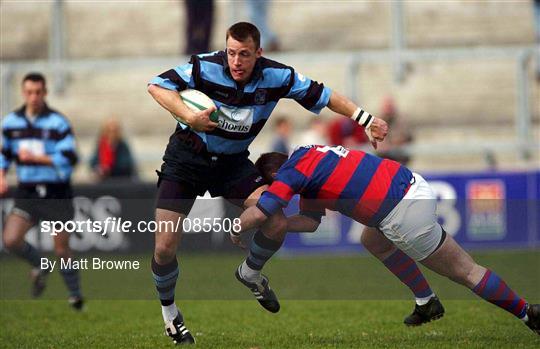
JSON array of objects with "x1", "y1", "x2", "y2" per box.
[{"x1": 15, "y1": 103, "x2": 52, "y2": 119}]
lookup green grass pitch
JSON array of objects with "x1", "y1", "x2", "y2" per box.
[{"x1": 1, "y1": 250, "x2": 539, "y2": 348}]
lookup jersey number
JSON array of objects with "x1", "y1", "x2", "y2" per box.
[{"x1": 316, "y1": 145, "x2": 350, "y2": 158}]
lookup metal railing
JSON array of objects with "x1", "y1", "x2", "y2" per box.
[
  {"x1": 1, "y1": 46, "x2": 539, "y2": 164},
  {"x1": 1, "y1": 0, "x2": 538, "y2": 166}
]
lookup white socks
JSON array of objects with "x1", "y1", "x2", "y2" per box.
[
  {"x1": 162, "y1": 303, "x2": 179, "y2": 323},
  {"x1": 415, "y1": 293, "x2": 435, "y2": 306},
  {"x1": 240, "y1": 261, "x2": 261, "y2": 283}
]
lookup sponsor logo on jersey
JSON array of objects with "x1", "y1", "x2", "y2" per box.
[
  {"x1": 217, "y1": 106, "x2": 254, "y2": 133},
  {"x1": 218, "y1": 119, "x2": 251, "y2": 132}
]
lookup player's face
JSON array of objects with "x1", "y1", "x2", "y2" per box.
[
  {"x1": 22, "y1": 80, "x2": 47, "y2": 112},
  {"x1": 226, "y1": 36, "x2": 262, "y2": 84}
]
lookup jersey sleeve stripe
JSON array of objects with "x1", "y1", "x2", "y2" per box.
[
  {"x1": 297, "y1": 80, "x2": 325, "y2": 111},
  {"x1": 158, "y1": 69, "x2": 188, "y2": 91},
  {"x1": 269, "y1": 180, "x2": 295, "y2": 202}
]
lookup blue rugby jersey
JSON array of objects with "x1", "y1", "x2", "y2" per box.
[
  {"x1": 149, "y1": 51, "x2": 332, "y2": 154},
  {"x1": 257, "y1": 145, "x2": 414, "y2": 227},
  {"x1": 1, "y1": 104, "x2": 78, "y2": 184}
]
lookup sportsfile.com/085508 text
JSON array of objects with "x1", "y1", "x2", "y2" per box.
[{"x1": 40, "y1": 217, "x2": 242, "y2": 236}]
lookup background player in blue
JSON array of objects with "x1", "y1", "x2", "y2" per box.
[
  {"x1": 232, "y1": 147, "x2": 540, "y2": 336},
  {"x1": 147, "y1": 22, "x2": 389, "y2": 344},
  {"x1": 0, "y1": 73, "x2": 83, "y2": 310}
]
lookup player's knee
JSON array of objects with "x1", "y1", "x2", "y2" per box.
[
  {"x1": 154, "y1": 243, "x2": 176, "y2": 264},
  {"x1": 2, "y1": 234, "x2": 23, "y2": 252},
  {"x1": 54, "y1": 245, "x2": 70, "y2": 259}
]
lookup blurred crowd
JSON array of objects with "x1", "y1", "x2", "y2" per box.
[
  {"x1": 271, "y1": 96, "x2": 413, "y2": 166},
  {"x1": 89, "y1": 118, "x2": 136, "y2": 182}
]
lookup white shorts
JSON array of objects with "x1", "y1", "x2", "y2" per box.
[{"x1": 378, "y1": 173, "x2": 443, "y2": 261}]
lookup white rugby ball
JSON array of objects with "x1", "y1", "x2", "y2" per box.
[{"x1": 171, "y1": 89, "x2": 219, "y2": 123}]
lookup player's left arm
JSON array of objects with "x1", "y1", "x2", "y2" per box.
[
  {"x1": 286, "y1": 214, "x2": 320, "y2": 232},
  {"x1": 231, "y1": 177, "x2": 297, "y2": 247},
  {"x1": 326, "y1": 91, "x2": 388, "y2": 149},
  {"x1": 229, "y1": 204, "x2": 272, "y2": 248},
  {"x1": 48, "y1": 118, "x2": 78, "y2": 171},
  {"x1": 238, "y1": 205, "x2": 269, "y2": 232},
  {"x1": 17, "y1": 149, "x2": 52, "y2": 165}
]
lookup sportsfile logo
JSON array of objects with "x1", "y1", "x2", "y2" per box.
[{"x1": 217, "y1": 106, "x2": 253, "y2": 133}]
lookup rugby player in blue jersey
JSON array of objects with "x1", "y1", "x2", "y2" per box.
[
  {"x1": 233, "y1": 147, "x2": 540, "y2": 336},
  {"x1": 1, "y1": 73, "x2": 83, "y2": 309},
  {"x1": 147, "y1": 22, "x2": 388, "y2": 344}
]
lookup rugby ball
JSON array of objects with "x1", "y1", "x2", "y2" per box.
[{"x1": 172, "y1": 89, "x2": 220, "y2": 123}]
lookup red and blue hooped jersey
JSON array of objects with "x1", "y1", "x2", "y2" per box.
[{"x1": 257, "y1": 145, "x2": 414, "y2": 227}]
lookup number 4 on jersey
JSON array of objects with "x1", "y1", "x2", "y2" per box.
[{"x1": 316, "y1": 145, "x2": 350, "y2": 158}]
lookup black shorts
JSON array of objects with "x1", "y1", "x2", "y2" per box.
[
  {"x1": 12, "y1": 183, "x2": 74, "y2": 223},
  {"x1": 156, "y1": 128, "x2": 267, "y2": 215}
]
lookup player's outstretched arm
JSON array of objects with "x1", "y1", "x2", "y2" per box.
[
  {"x1": 326, "y1": 91, "x2": 388, "y2": 149},
  {"x1": 229, "y1": 205, "x2": 269, "y2": 248},
  {"x1": 238, "y1": 205, "x2": 268, "y2": 233},
  {"x1": 286, "y1": 214, "x2": 320, "y2": 232},
  {"x1": 147, "y1": 84, "x2": 217, "y2": 132}
]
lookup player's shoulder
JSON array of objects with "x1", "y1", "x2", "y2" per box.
[
  {"x1": 291, "y1": 144, "x2": 317, "y2": 157},
  {"x1": 192, "y1": 50, "x2": 226, "y2": 66},
  {"x1": 2, "y1": 108, "x2": 25, "y2": 129},
  {"x1": 2, "y1": 111, "x2": 19, "y2": 123},
  {"x1": 258, "y1": 57, "x2": 294, "y2": 86},
  {"x1": 44, "y1": 106, "x2": 73, "y2": 128},
  {"x1": 277, "y1": 145, "x2": 314, "y2": 170},
  {"x1": 258, "y1": 56, "x2": 292, "y2": 71}
]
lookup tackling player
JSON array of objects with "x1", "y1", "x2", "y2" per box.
[
  {"x1": 233, "y1": 146, "x2": 540, "y2": 335},
  {"x1": 147, "y1": 22, "x2": 388, "y2": 345},
  {"x1": 0, "y1": 73, "x2": 83, "y2": 309}
]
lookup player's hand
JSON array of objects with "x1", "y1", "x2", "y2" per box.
[
  {"x1": 229, "y1": 232, "x2": 246, "y2": 250},
  {"x1": 18, "y1": 149, "x2": 35, "y2": 163},
  {"x1": 366, "y1": 117, "x2": 388, "y2": 149},
  {"x1": 188, "y1": 106, "x2": 219, "y2": 132}
]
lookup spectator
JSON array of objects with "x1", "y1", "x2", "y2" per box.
[
  {"x1": 270, "y1": 116, "x2": 292, "y2": 154},
  {"x1": 246, "y1": 0, "x2": 280, "y2": 51},
  {"x1": 184, "y1": 0, "x2": 214, "y2": 55},
  {"x1": 327, "y1": 115, "x2": 369, "y2": 149},
  {"x1": 376, "y1": 96, "x2": 414, "y2": 165},
  {"x1": 90, "y1": 118, "x2": 136, "y2": 180},
  {"x1": 297, "y1": 118, "x2": 328, "y2": 147}
]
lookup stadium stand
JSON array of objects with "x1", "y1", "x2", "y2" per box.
[{"x1": 1, "y1": 1, "x2": 538, "y2": 181}]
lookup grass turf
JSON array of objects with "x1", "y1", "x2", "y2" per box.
[
  {"x1": 1, "y1": 250, "x2": 539, "y2": 348},
  {"x1": 1, "y1": 300, "x2": 539, "y2": 348}
]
